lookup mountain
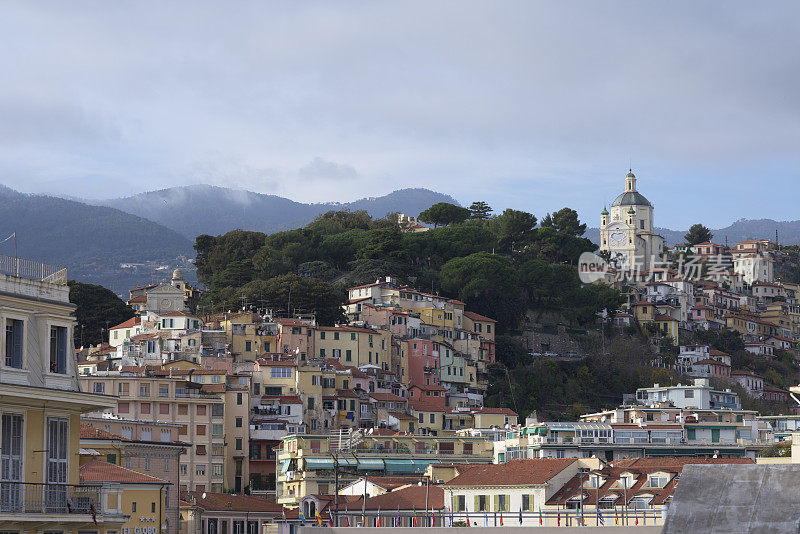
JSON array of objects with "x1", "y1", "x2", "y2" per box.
[
  {"x1": 586, "y1": 219, "x2": 800, "y2": 247},
  {"x1": 102, "y1": 186, "x2": 459, "y2": 238},
  {"x1": 0, "y1": 191, "x2": 194, "y2": 293}
]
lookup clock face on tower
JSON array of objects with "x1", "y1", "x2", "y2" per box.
[{"x1": 607, "y1": 223, "x2": 628, "y2": 248}]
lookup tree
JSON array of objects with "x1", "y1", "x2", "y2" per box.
[
  {"x1": 468, "y1": 201, "x2": 493, "y2": 221},
  {"x1": 440, "y1": 252, "x2": 526, "y2": 332},
  {"x1": 418, "y1": 203, "x2": 471, "y2": 228},
  {"x1": 492, "y1": 209, "x2": 537, "y2": 254},
  {"x1": 540, "y1": 207, "x2": 587, "y2": 236},
  {"x1": 684, "y1": 224, "x2": 713, "y2": 246},
  {"x1": 69, "y1": 281, "x2": 136, "y2": 347}
]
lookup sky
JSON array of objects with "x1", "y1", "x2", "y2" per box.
[{"x1": 0, "y1": 1, "x2": 798, "y2": 229}]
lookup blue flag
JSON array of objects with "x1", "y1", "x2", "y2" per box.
[{"x1": 519, "y1": 507, "x2": 523, "y2": 524}]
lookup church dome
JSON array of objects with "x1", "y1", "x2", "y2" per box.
[
  {"x1": 172, "y1": 268, "x2": 184, "y2": 280},
  {"x1": 612, "y1": 191, "x2": 652, "y2": 207}
]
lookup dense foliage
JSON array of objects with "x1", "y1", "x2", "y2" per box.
[
  {"x1": 69, "y1": 281, "x2": 136, "y2": 346},
  {"x1": 194, "y1": 204, "x2": 616, "y2": 331}
]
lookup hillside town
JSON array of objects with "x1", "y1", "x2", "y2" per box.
[{"x1": 0, "y1": 171, "x2": 799, "y2": 534}]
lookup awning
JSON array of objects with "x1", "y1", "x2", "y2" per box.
[
  {"x1": 336, "y1": 458, "x2": 358, "y2": 468},
  {"x1": 384, "y1": 459, "x2": 416, "y2": 473},
  {"x1": 411, "y1": 459, "x2": 438, "y2": 472},
  {"x1": 357, "y1": 459, "x2": 385, "y2": 470},
  {"x1": 280, "y1": 459, "x2": 291, "y2": 474},
  {"x1": 304, "y1": 458, "x2": 334, "y2": 470}
]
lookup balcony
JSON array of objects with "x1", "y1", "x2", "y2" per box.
[
  {"x1": 0, "y1": 255, "x2": 67, "y2": 285},
  {"x1": 0, "y1": 482, "x2": 99, "y2": 518}
]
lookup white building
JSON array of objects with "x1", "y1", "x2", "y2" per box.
[
  {"x1": 599, "y1": 171, "x2": 665, "y2": 271},
  {"x1": 634, "y1": 378, "x2": 740, "y2": 410},
  {"x1": 733, "y1": 253, "x2": 774, "y2": 285}
]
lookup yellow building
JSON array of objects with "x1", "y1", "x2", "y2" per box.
[
  {"x1": 80, "y1": 459, "x2": 170, "y2": 533},
  {"x1": 0, "y1": 256, "x2": 119, "y2": 532},
  {"x1": 219, "y1": 312, "x2": 279, "y2": 361},
  {"x1": 314, "y1": 326, "x2": 390, "y2": 369},
  {"x1": 276, "y1": 433, "x2": 494, "y2": 506}
]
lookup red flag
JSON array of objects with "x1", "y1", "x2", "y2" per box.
[
  {"x1": 557, "y1": 512, "x2": 560, "y2": 526},
  {"x1": 500, "y1": 513, "x2": 503, "y2": 526},
  {"x1": 345, "y1": 515, "x2": 351, "y2": 527},
  {"x1": 413, "y1": 516, "x2": 418, "y2": 527}
]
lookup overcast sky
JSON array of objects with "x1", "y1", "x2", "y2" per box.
[{"x1": 0, "y1": 1, "x2": 798, "y2": 229}]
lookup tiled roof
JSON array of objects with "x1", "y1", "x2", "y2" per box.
[
  {"x1": 128, "y1": 295, "x2": 147, "y2": 303},
  {"x1": 471, "y1": 407, "x2": 518, "y2": 416},
  {"x1": 444, "y1": 459, "x2": 576, "y2": 487},
  {"x1": 369, "y1": 392, "x2": 406, "y2": 402},
  {"x1": 261, "y1": 395, "x2": 302, "y2": 404},
  {"x1": 339, "y1": 485, "x2": 444, "y2": 511},
  {"x1": 183, "y1": 491, "x2": 284, "y2": 513},
  {"x1": 463, "y1": 311, "x2": 497, "y2": 323},
  {"x1": 694, "y1": 358, "x2": 730, "y2": 366},
  {"x1": 80, "y1": 460, "x2": 168, "y2": 484},
  {"x1": 410, "y1": 400, "x2": 447, "y2": 413},
  {"x1": 110, "y1": 316, "x2": 141, "y2": 330},
  {"x1": 160, "y1": 311, "x2": 197, "y2": 317},
  {"x1": 80, "y1": 424, "x2": 130, "y2": 441}
]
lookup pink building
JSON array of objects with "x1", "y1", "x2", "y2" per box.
[
  {"x1": 276, "y1": 318, "x2": 315, "y2": 361},
  {"x1": 405, "y1": 339, "x2": 441, "y2": 388}
]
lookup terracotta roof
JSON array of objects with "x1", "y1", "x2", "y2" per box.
[
  {"x1": 471, "y1": 407, "x2": 517, "y2": 416},
  {"x1": 80, "y1": 460, "x2": 168, "y2": 484},
  {"x1": 388, "y1": 411, "x2": 417, "y2": 421},
  {"x1": 369, "y1": 392, "x2": 406, "y2": 402},
  {"x1": 336, "y1": 389, "x2": 359, "y2": 399},
  {"x1": 340, "y1": 485, "x2": 444, "y2": 511},
  {"x1": 183, "y1": 491, "x2": 284, "y2": 513},
  {"x1": 731, "y1": 370, "x2": 763, "y2": 378},
  {"x1": 410, "y1": 383, "x2": 447, "y2": 392},
  {"x1": 358, "y1": 476, "x2": 421, "y2": 490},
  {"x1": 463, "y1": 311, "x2": 497, "y2": 323},
  {"x1": 160, "y1": 311, "x2": 197, "y2": 317},
  {"x1": 654, "y1": 314, "x2": 678, "y2": 322},
  {"x1": 80, "y1": 424, "x2": 130, "y2": 441},
  {"x1": 128, "y1": 295, "x2": 147, "y2": 303},
  {"x1": 110, "y1": 316, "x2": 141, "y2": 330},
  {"x1": 708, "y1": 349, "x2": 729, "y2": 356},
  {"x1": 261, "y1": 395, "x2": 302, "y2": 404},
  {"x1": 275, "y1": 318, "x2": 308, "y2": 326},
  {"x1": 410, "y1": 400, "x2": 447, "y2": 413},
  {"x1": 257, "y1": 359, "x2": 297, "y2": 367},
  {"x1": 693, "y1": 358, "x2": 730, "y2": 367},
  {"x1": 444, "y1": 459, "x2": 576, "y2": 487},
  {"x1": 318, "y1": 325, "x2": 377, "y2": 334},
  {"x1": 131, "y1": 333, "x2": 160, "y2": 341}
]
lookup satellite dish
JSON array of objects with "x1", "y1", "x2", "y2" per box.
[{"x1": 202, "y1": 492, "x2": 207, "y2": 499}]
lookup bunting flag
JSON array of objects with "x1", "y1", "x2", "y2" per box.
[
  {"x1": 484, "y1": 510, "x2": 488, "y2": 526},
  {"x1": 499, "y1": 512, "x2": 503, "y2": 526},
  {"x1": 315, "y1": 509, "x2": 324, "y2": 526},
  {"x1": 397, "y1": 506, "x2": 401, "y2": 527},
  {"x1": 615, "y1": 511, "x2": 619, "y2": 526},
  {"x1": 450, "y1": 506, "x2": 454, "y2": 527},
  {"x1": 635, "y1": 507, "x2": 639, "y2": 526},
  {"x1": 465, "y1": 513, "x2": 470, "y2": 527},
  {"x1": 557, "y1": 512, "x2": 560, "y2": 527},
  {"x1": 329, "y1": 512, "x2": 334, "y2": 527},
  {"x1": 598, "y1": 510, "x2": 605, "y2": 526},
  {"x1": 539, "y1": 508, "x2": 543, "y2": 526},
  {"x1": 519, "y1": 507, "x2": 523, "y2": 525},
  {"x1": 298, "y1": 509, "x2": 306, "y2": 526},
  {"x1": 377, "y1": 507, "x2": 382, "y2": 527},
  {"x1": 345, "y1": 515, "x2": 351, "y2": 527}
]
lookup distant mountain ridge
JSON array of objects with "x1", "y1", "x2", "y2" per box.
[
  {"x1": 100, "y1": 185, "x2": 459, "y2": 238},
  {"x1": 586, "y1": 219, "x2": 800, "y2": 247}
]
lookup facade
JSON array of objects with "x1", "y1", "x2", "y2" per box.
[
  {"x1": 598, "y1": 171, "x2": 665, "y2": 271},
  {"x1": 179, "y1": 491, "x2": 283, "y2": 534},
  {"x1": 633, "y1": 378, "x2": 740, "y2": 410},
  {"x1": 0, "y1": 256, "x2": 121, "y2": 532},
  {"x1": 80, "y1": 366, "x2": 250, "y2": 494}
]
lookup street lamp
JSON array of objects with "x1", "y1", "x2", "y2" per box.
[{"x1": 418, "y1": 476, "x2": 430, "y2": 525}]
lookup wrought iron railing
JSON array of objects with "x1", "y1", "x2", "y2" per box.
[
  {"x1": 0, "y1": 255, "x2": 67, "y2": 285},
  {"x1": 0, "y1": 482, "x2": 99, "y2": 515}
]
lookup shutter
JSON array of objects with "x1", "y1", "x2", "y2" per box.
[
  {"x1": 12, "y1": 322, "x2": 22, "y2": 368},
  {"x1": 57, "y1": 327, "x2": 67, "y2": 373},
  {"x1": 494, "y1": 495, "x2": 499, "y2": 512},
  {"x1": 474, "y1": 495, "x2": 479, "y2": 512}
]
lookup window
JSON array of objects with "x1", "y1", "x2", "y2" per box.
[
  {"x1": 141, "y1": 402, "x2": 151, "y2": 414},
  {"x1": 93, "y1": 382, "x2": 105, "y2": 394},
  {"x1": 4, "y1": 319, "x2": 22, "y2": 369},
  {"x1": 178, "y1": 404, "x2": 188, "y2": 415},
  {"x1": 685, "y1": 390, "x2": 694, "y2": 399},
  {"x1": 141, "y1": 427, "x2": 152, "y2": 441},
  {"x1": 197, "y1": 424, "x2": 206, "y2": 436},
  {"x1": 118, "y1": 402, "x2": 130, "y2": 414},
  {"x1": 196, "y1": 445, "x2": 207, "y2": 456},
  {"x1": 159, "y1": 403, "x2": 170, "y2": 415},
  {"x1": 49, "y1": 326, "x2": 68, "y2": 374},
  {"x1": 418, "y1": 413, "x2": 424, "y2": 423},
  {"x1": 212, "y1": 424, "x2": 224, "y2": 436},
  {"x1": 160, "y1": 429, "x2": 171, "y2": 442},
  {"x1": 180, "y1": 464, "x2": 188, "y2": 475},
  {"x1": 236, "y1": 438, "x2": 243, "y2": 451},
  {"x1": 212, "y1": 404, "x2": 224, "y2": 417},
  {"x1": 648, "y1": 474, "x2": 668, "y2": 488},
  {"x1": 213, "y1": 464, "x2": 224, "y2": 477},
  {"x1": 197, "y1": 404, "x2": 207, "y2": 416},
  {"x1": 455, "y1": 495, "x2": 466, "y2": 512},
  {"x1": 308, "y1": 397, "x2": 314, "y2": 410},
  {"x1": 47, "y1": 417, "x2": 68, "y2": 494},
  {"x1": 164, "y1": 458, "x2": 170, "y2": 471},
  {"x1": 196, "y1": 465, "x2": 206, "y2": 476},
  {"x1": 118, "y1": 382, "x2": 130, "y2": 396},
  {"x1": 236, "y1": 417, "x2": 243, "y2": 428},
  {"x1": 159, "y1": 384, "x2": 169, "y2": 397},
  {"x1": 522, "y1": 494, "x2": 532, "y2": 511},
  {"x1": 144, "y1": 457, "x2": 150, "y2": 471},
  {"x1": 132, "y1": 501, "x2": 137, "y2": 512},
  {"x1": 429, "y1": 413, "x2": 435, "y2": 423},
  {"x1": 140, "y1": 384, "x2": 150, "y2": 397},
  {"x1": 271, "y1": 367, "x2": 292, "y2": 379},
  {"x1": 476, "y1": 495, "x2": 488, "y2": 512},
  {"x1": 245, "y1": 341, "x2": 252, "y2": 352},
  {"x1": 237, "y1": 393, "x2": 243, "y2": 405}
]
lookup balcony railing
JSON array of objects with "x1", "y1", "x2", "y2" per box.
[
  {"x1": 0, "y1": 254, "x2": 67, "y2": 285},
  {"x1": 0, "y1": 482, "x2": 99, "y2": 515}
]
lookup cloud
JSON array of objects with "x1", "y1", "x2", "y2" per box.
[{"x1": 298, "y1": 157, "x2": 358, "y2": 182}]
